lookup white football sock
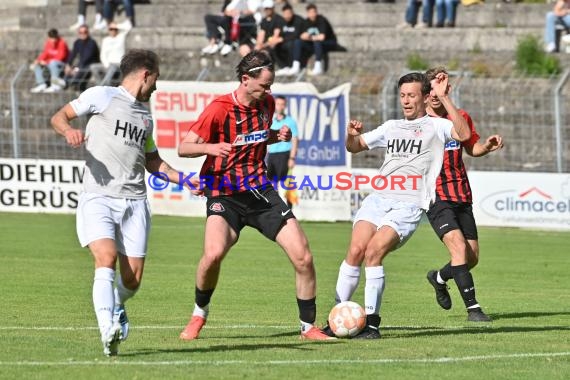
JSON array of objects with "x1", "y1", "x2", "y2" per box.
[
  {"x1": 192, "y1": 303, "x2": 209, "y2": 319},
  {"x1": 335, "y1": 260, "x2": 361, "y2": 303},
  {"x1": 300, "y1": 320, "x2": 314, "y2": 333},
  {"x1": 114, "y1": 276, "x2": 137, "y2": 307},
  {"x1": 93, "y1": 267, "x2": 115, "y2": 335},
  {"x1": 364, "y1": 266, "x2": 385, "y2": 316}
]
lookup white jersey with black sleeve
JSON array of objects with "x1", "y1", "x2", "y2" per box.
[
  {"x1": 70, "y1": 86, "x2": 157, "y2": 199},
  {"x1": 361, "y1": 115, "x2": 453, "y2": 210}
]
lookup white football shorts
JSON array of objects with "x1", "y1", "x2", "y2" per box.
[
  {"x1": 76, "y1": 192, "x2": 151, "y2": 257},
  {"x1": 353, "y1": 192, "x2": 423, "y2": 248}
]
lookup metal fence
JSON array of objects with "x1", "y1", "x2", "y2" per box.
[{"x1": 1, "y1": 61, "x2": 569, "y2": 173}]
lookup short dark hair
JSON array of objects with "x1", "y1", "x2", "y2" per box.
[
  {"x1": 306, "y1": 3, "x2": 317, "y2": 11},
  {"x1": 235, "y1": 50, "x2": 274, "y2": 81},
  {"x1": 120, "y1": 49, "x2": 160, "y2": 78},
  {"x1": 47, "y1": 28, "x2": 59, "y2": 38},
  {"x1": 425, "y1": 66, "x2": 448, "y2": 82},
  {"x1": 398, "y1": 72, "x2": 431, "y2": 95},
  {"x1": 275, "y1": 95, "x2": 286, "y2": 101},
  {"x1": 282, "y1": 3, "x2": 293, "y2": 12}
]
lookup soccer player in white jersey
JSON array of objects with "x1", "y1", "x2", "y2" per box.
[
  {"x1": 50, "y1": 49, "x2": 186, "y2": 356},
  {"x1": 323, "y1": 72, "x2": 471, "y2": 339}
]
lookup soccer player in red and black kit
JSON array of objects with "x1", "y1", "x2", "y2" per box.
[
  {"x1": 177, "y1": 51, "x2": 332, "y2": 341},
  {"x1": 424, "y1": 66, "x2": 504, "y2": 322}
]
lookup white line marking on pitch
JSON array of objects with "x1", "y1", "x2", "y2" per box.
[
  {"x1": 0, "y1": 324, "x2": 495, "y2": 331},
  {"x1": 1, "y1": 352, "x2": 569, "y2": 366}
]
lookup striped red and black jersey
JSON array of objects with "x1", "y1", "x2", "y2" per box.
[
  {"x1": 191, "y1": 92, "x2": 275, "y2": 197},
  {"x1": 434, "y1": 109, "x2": 480, "y2": 204}
]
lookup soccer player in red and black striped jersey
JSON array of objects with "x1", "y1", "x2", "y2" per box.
[
  {"x1": 177, "y1": 51, "x2": 332, "y2": 341},
  {"x1": 424, "y1": 67, "x2": 504, "y2": 322}
]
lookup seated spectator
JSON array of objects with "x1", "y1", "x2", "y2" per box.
[
  {"x1": 398, "y1": 0, "x2": 433, "y2": 29},
  {"x1": 64, "y1": 25, "x2": 100, "y2": 92},
  {"x1": 281, "y1": 3, "x2": 339, "y2": 76},
  {"x1": 201, "y1": 0, "x2": 261, "y2": 57},
  {"x1": 201, "y1": 1, "x2": 233, "y2": 55},
  {"x1": 435, "y1": 0, "x2": 459, "y2": 27},
  {"x1": 90, "y1": 22, "x2": 128, "y2": 86},
  {"x1": 226, "y1": 0, "x2": 263, "y2": 57},
  {"x1": 30, "y1": 28, "x2": 69, "y2": 93},
  {"x1": 544, "y1": 0, "x2": 570, "y2": 53},
  {"x1": 103, "y1": 0, "x2": 135, "y2": 30},
  {"x1": 274, "y1": 3, "x2": 304, "y2": 69},
  {"x1": 255, "y1": 0, "x2": 285, "y2": 59},
  {"x1": 70, "y1": 0, "x2": 106, "y2": 31}
]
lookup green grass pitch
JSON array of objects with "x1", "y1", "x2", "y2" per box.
[{"x1": 1, "y1": 212, "x2": 569, "y2": 379}]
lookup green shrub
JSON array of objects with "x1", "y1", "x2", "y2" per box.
[
  {"x1": 515, "y1": 35, "x2": 561, "y2": 76},
  {"x1": 406, "y1": 53, "x2": 430, "y2": 71}
]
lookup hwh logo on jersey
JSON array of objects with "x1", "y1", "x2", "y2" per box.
[
  {"x1": 114, "y1": 120, "x2": 147, "y2": 147},
  {"x1": 386, "y1": 138, "x2": 422, "y2": 154},
  {"x1": 445, "y1": 139, "x2": 461, "y2": 151},
  {"x1": 233, "y1": 130, "x2": 268, "y2": 146}
]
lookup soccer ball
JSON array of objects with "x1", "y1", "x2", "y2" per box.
[{"x1": 328, "y1": 301, "x2": 366, "y2": 338}]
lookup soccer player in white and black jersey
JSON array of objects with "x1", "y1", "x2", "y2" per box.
[
  {"x1": 323, "y1": 72, "x2": 471, "y2": 339},
  {"x1": 51, "y1": 49, "x2": 187, "y2": 356}
]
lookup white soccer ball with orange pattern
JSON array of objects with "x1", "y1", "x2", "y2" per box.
[{"x1": 328, "y1": 301, "x2": 366, "y2": 338}]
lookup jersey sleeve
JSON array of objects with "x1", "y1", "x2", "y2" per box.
[
  {"x1": 190, "y1": 101, "x2": 224, "y2": 143},
  {"x1": 361, "y1": 121, "x2": 390, "y2": 149},
  {"x1": 69, "y1": 86, "x2": 114, "y2": 117},
  {"x1": 460, "y1": 110, "x2": 480, "y2": 148},
  {"x1": 433, "y1": 118, "x2": 454, "y2": 143}
]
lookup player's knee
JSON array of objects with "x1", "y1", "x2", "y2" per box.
[
  {"x1": 363, "y1": 246, "x2": 389, "y2": 267},
  {"x1": 292, "y1": 250, "x2": 314, "y2": 272},
  {"x1": 346, "y1": 244, "x2": 365, "y2": 266},
  {"x1": 202, "y1": 249, "x2": 225, "y2": 268}
]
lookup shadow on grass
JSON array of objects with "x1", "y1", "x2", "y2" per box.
[
  {"x1": 386, "y1": 325, "x2": 570, "y2": 339},
  {"x1": 120, "y1": 340, "x2": 341, "y2": 357},
  {"x1": 489, "y1": 311, "x2": 570, "y2": 320}
]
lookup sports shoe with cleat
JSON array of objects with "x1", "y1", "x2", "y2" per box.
[
  {"x1": 102, "y1": 323, "x2": 122, "y2": 356},
  {"x1": 320, "y1": 322, "x2": 336, "y2": 337},
  {"x1": 426, "y1": 270, "x2": 452, "y2": 310},
  {"x1": 180, "y1": 315, "x2": 206, "y2": 340},
  {"x1": 353, "y1": 325, "x2": 381, "y2": 339},
  {"x1": 113, "y1": 304, "x2": 129, "y2": 341},
  {"x1": 301, "y1": 326, "x2": 336, "y2": 340},
  {"x1": 467, "y1": 307, "x2": 492, "y2": 322}
]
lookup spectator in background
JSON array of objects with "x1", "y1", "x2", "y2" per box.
[
  {"x1": 64, "y1": 25, "x2": 100, "y2": 92},
  {"x1": 201, "y1": 1, "x2": 233, "y2": 55},
  {"x1": 70, "y1": 0, "x2": 106, "y2": 31},
  {"x1": 255, "y1": 0, "x2": 285, "y2": 61},
  {"x1": 281, "y1": 3, "x2": 339, "y2": 76},
  {"x1": 30, "y1": 28, "x2": 69, "y2": 93},
  {"x1": 227, "y1": 0, "x2": 263, "y2": 57},
  {"x1": 435, "y1": 0, "x2": 459, "y2": 27},
  {"x1": 544, "y1": 0, "x2": 570, "y2": 53},
  {"x1": 90, "y1": 22, "x2": 129, "y2": 86},
  {"x1": 103, "y1": 0, "x2": 136, "y2": 31},
  {"x1": 274, "y1": 3, "x2": 304, "y2": 70},
  {"x1": 267, "y1": 96, "x2": 298, "y2": 208},
  {"x1": 398, "y1": 0, "x2": 434, "y2": 29}
]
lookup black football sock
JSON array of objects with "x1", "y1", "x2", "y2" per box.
[
  {"x1": 366, "y1": 314, "x2": 381, "y2": 328},
  {"x1": 195, "y1": 287, "x2": 215, "y2": 308},
  {"x1": 451, "y1": 264, "x2": 479, "y2": 309},
  {"x1": 297, "y1": 297, "x2": 317, "y2": 324},
  {"x1": 439, "y1": 262, "x2": 453, "y2": 282}
]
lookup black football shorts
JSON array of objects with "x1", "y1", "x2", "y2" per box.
[{"x1": 426, "y1": 200, "x2": 478, "y2": 241}]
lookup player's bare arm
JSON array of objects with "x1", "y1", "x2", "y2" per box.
[
  {"x1": 268, "y1": 126, "x2": 291, "y2": 144},
  {"x1": 178, "y1": 130, "x2": 232, "y2": 158},
  {"x1": 432, "y1": 73, "x2": 471, "y2": 142},
  {"x1": 345, "y1": 120, "x2": 368, "y2": 153},
  {"x1": 50, "y1": 104, "x2": 85, "y2": 148},
  {"x1": 465, "y1": 134, "x2": 504, "y2": 157}
]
